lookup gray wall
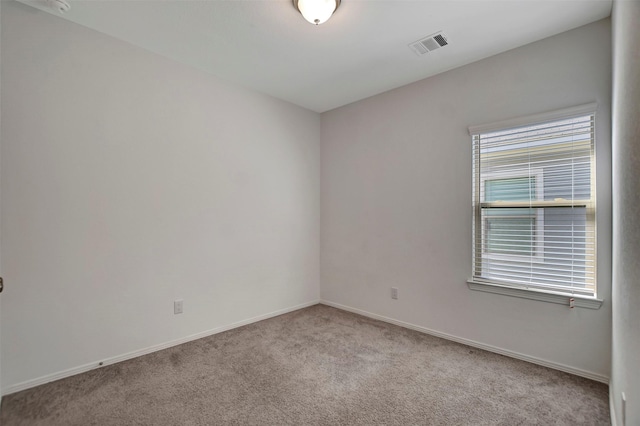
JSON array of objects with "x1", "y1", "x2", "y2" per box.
[
  {"x1": 0, "y1": 0, "x2": 3, "y2": 398},
  {"x1": 0, "y1": 0, "x2": 619, "y2": 401},
  {"x1": 1, "y1": 1, "x2": 320, "y2": 392},
  {"x1": 321, "y1": 19, "x2": 612, "y2": 380},
  {"x1": 611, "y1": 0, "x2": 640, "y2": 424}
]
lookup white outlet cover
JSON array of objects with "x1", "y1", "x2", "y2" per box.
[
  {"x1": 174, "y1": 299, "x2": 184, "y2": 314},
  {"x1": 391, "y1": 288, "x2": 398, "y2": 299}
]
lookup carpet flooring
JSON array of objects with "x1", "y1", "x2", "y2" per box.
[{"x1": 1, "y1": 304, "x2": 609, "y2": 425}]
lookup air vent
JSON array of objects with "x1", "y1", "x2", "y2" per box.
[{"x1": 409, "y1": 32, "x2": 449, "y2": 56}]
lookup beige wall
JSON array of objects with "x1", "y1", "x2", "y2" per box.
[
  {"x1": 611, "y1": 0, "x2": 640, "y2": 424},
  {"x1": 1, "y1": 1, "x2": 320, "y2": 391},
  {"x1": 321, "y1": 19, "x2": 612, "y2": 380}
]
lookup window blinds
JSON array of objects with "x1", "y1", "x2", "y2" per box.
[{"x1": 471, "y1": 110, "x2": 596, "y2": 297}]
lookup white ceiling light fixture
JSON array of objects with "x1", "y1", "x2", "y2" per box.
[
  {"x1": 46, "y1": 0, "x2": 70, "y2": 14},
  {"x1": 293, "y1": 0, "x2": 341, "y2": 25}
]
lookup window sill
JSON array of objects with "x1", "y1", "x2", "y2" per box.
[{"x1": 467, "y1": 280, "x2": 603, "y2": 309}]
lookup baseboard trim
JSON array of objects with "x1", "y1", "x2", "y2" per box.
[
  {"x1": 321, "y1": 300, "x2": 609, "y2": 384},
  {"x1": 3, "y1": 300, "x2": 320, "y2": 396},
  {"x1": 610, "y1": 390, "x2": 619, "y2": 426}
]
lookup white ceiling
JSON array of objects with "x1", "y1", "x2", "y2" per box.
[{"x1": 18, "y1": 0, "x2": 612, "y2": 112}]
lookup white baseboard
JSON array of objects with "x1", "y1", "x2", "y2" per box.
[
  {"x1": 3, "y1": 300, "x2": 320, "y2": 396},
  {"x1": 5, "y1": 298, "x2": 609, "y2": 396},
  {"x1": 610, "y1": 390, "x2": 619, "y2": 426},
  {"x1": 321, "y1": 300, "x2": 609, "y2": 384}
]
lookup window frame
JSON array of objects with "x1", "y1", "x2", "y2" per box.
[{"x1": 467, "y1": 103, "x2": 602, "y2": 309}]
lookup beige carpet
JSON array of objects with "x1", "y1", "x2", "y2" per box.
[{"x1": 1, "y1": 304, "x2": 609, "y2": 425}]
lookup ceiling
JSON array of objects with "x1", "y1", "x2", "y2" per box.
[{"x1": 17, "y1": 0, "x2": 612, "y2": 113}]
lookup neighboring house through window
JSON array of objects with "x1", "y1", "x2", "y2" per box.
[{"x1": 481, "y1": 168, "x2": 544, "y2": 262}]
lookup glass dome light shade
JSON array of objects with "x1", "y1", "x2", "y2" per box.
[{"x1": 294, "y1": 0, "x2": 340, "y2": 25}]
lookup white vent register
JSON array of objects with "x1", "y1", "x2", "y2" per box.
[{"x1": 409, "y1": 32, "x2": 449, "y2": 56}]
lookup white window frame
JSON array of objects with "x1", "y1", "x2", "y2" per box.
[{"x1": 467, "y1": 103, "x2": 602, "y2": 309}]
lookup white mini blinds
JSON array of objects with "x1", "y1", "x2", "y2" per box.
[{"x1": 470, "y1": 104, "x2": 596, "y2": 298}]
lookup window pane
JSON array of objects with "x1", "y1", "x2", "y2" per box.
[
  {"x1": 485, "y1": 177, "x2": 536, "y2": 202},
  {"x1": 485, "y1": 215, "x2": 535, "y2": 256}
]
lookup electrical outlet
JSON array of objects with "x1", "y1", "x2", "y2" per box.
[
  {"x1": 391, "y1": 287, "x2": 398, "y2": 300},
  {"x1": 174, "y1": 299, "x2": 183, "y2": 315}
]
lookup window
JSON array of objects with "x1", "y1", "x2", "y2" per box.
[{"x1": 469, "y1": 104, "x2": 597, "y2": 303}]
